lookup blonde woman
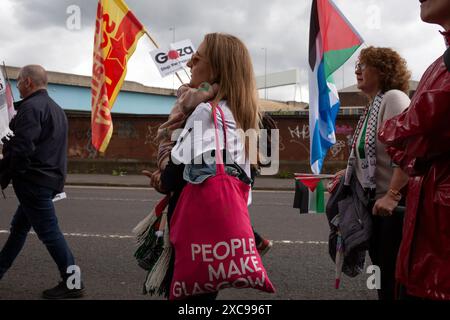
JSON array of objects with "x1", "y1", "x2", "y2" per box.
[{"x1": 156, "y1": 33, "x2": 263, "y2": 300}]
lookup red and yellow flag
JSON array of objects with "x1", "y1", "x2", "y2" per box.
[{"x1": 91, "y1": 0, "x2": 145, "y2": 152}]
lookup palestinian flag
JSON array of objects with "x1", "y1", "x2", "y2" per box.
[
  {"x1": 308, "y1": 0, "x2": 363, "y2": 173},
  {"x1": 293, "y1": 180, "x2": 326, "y2": 214},
  {"x1": 293, "y1": 174, "x2": 330, "y2": 214}
]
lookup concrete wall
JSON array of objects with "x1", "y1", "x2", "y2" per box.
[{"x1": 66, "y1": 112, "x2": 359, "y2": 175}]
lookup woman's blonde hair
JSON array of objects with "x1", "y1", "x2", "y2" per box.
[
  {"x1": 203, "y1": 33, "x2": 260, "y2": 132},
  {"x1": 359, "y1": 46, "x2": 411, "y2": 94}
]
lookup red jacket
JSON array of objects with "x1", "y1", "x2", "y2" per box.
[{"x1": 379, "y1": 31, "x2": 450, "y2": 300}]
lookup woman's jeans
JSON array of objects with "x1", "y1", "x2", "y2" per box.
[{"x1": 0, "y1": 178, "x2": 75, "y2": 280}]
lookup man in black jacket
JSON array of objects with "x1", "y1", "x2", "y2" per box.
[{"x1": 0, "y1": 65, "x2": 84, "y2": 299}]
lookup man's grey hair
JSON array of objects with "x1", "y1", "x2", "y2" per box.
[{"x1": 19, "y1": 65, "x2": 48, "y2": 87}]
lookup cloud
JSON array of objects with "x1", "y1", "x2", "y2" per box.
[
  {"x1": 12, "y1": 0, "x2": 95, "y2": 30},
  {"x1": 1, "y1": 0, "x2": 447, "y2": 102}
]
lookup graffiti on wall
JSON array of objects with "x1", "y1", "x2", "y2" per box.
[
  {"x1": 286, "y1": 124, "x2": 309, "y2": 154},
  {"x1": 288, "y1": 125, "x2": 309, "y2": 141},
  {"x1": 285, "y1": 124, "x2": 353, "y2": 160},
  {"x1": 69, "y1": 128, "x2": 98, "y2": 159},
  {"x1": 335, "y1": 125, "x2": 354, "y2": 136},
  {"x1": 144, "y1": 125, "x2": 159, "y2": 146},
  {"x1": 329, "y1": 140, "x2": 346, "y2": 158},
  {"x1": 143, "y1": 124, "x2": 164, "y2": 158},
  {"x1": 66, "y1": 114, "x2": 359, "y2": 165},
  {"x1": 116, "y1": 121, "x2": 139, "y2": 139}
]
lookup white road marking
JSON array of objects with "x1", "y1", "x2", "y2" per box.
[
  {"x1": 65, "y1": 185, "x2": 152, "y2": 191},
  {"x1": 64, "y1": 185, "x2": 295, "y2": 193},
  {"x1": 276, "y1": 240, "x2": 328, "y2": 245},
  {"x1": 0, "y1": 230, "x2": 133, "y2": 239},
  {"x1": 0, "y1": 230, "x2": 328, "y2": 244},
  {"x1": 1, "y1": 187, "x2": 294, "y2": 202},
  {"x1": 0, "y1": 193, "x2": 159, "y2": 202},
  {"x1": 2, "y1": 195, "x2": 294, "y2": 203},
  {"x1": 64, "y1": 197, "x2": 156, "y2": 202},
  {"x1": 63, "y1": 198, "x2": 295, "y2": 205},
  {"x1": 254, "y1": 190, "x2": 295, "y2": 193}
]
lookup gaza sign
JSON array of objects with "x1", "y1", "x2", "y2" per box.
[{"x1": 150, "y1": 39, "x2": 195, "y2": 77}]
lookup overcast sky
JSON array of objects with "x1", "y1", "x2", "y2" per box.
[{"x1": 1, "y1": 0, "x2": 447, "y2": 102}]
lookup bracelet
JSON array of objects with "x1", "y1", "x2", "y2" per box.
[{"x1": 388, "y1": 188, "x2": 402, "y2": 201}]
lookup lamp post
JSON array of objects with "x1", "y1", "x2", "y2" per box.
[
  {"x1": 169, "y1": 27, "x2": 176, "y2": 90},
  {"x1": 262, "y1": 47, "x2": 267, "y2": 100}
]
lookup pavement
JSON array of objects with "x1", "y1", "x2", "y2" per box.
[{"x1": 66, "y1": 173, "x2": 297, "y2": 190}]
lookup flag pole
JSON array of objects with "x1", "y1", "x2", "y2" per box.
[{"x1": 142, "y1": 29, "x2": 190, "y2": 87}]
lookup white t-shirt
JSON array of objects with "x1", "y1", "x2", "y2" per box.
[
  {"x1": 354, "y1": 89, "x2": 410, "y2": 198},
  {"x1": 171, "y1": 101, "x2": 252, "y2": 203}
]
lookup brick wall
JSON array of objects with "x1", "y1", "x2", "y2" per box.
[{"x1": 67, "y1": 112, "x2": 359, "y2": 175}]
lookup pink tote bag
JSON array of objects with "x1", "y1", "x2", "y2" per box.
[{"x1": 169, "y1": 104, "x2": 275, "y2": 300}]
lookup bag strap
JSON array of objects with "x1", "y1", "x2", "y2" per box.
[
  {"x1": 155, "y1": 195, "x2": 170, "y2": 217},
  {"x1": 210, "y1": 102, "x2": 227, "y2": 175},
  {"x1": 217, "y1": 105, "x2": 228, "y2": 147}
]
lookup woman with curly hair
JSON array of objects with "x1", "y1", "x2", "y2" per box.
[{"x1": 334, "y1": 46, "x2": 411, "y2": 300}]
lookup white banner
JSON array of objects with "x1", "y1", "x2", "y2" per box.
[
  {"x1": 150, "y1": 39, "x2": 195, "y2": 77},
  {"x1": 0, "y1": 70, "x2": 13, "y2": 142}
]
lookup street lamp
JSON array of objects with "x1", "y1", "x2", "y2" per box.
[
  {"x1": 169, "y1": 27, "x2": 176, "y2": 90},
  {"x1": 262, "y1": 47, "x2": 267, "y2": 100},
  {"x1": 169, "y1": 26, "x2": 176, "y2": 43}
]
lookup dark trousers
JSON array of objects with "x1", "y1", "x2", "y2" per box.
[
  {"x1": 253, "y1": 228, "x2": 263, "y2": 246},
  {"x1": 0, "y1": 178, "x2": 75, "y2": 280},
  {"x1": 368, "y1": 201, "x2": 405, "y2": 300}
]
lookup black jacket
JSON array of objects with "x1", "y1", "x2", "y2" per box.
[
  {"x1": 0, "y1": 89, "x2": 68, "y2": 192},
  {"x1": 325, "y1": 174, "x2": 372, "y2": 277}
]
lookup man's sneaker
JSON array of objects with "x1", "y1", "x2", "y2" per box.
[
  {"x1": 42, "y1": 281, "x2": 85, "y2": 299},
  {"x1": 257, "y1": 239, "x2": 273, "y2": 256}
]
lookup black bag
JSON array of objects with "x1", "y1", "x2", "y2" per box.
[
  {"x1": 325, "y1": 176, "x2": 348, "y2": 228},
  {"x1": 0, "y1": 158, "x2": 12, "y2": 191},
  {"x1": 325, "y1": 174, "x2": 372, "y2": 277}
]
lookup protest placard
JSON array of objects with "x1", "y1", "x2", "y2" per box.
[{"x1": 150, "y1": 39, "x2": 195, "y2": 77}]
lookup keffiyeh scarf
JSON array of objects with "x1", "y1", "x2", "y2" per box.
[{"x1": 344, "y1": 93, "x2": 384, "y2": 194}]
